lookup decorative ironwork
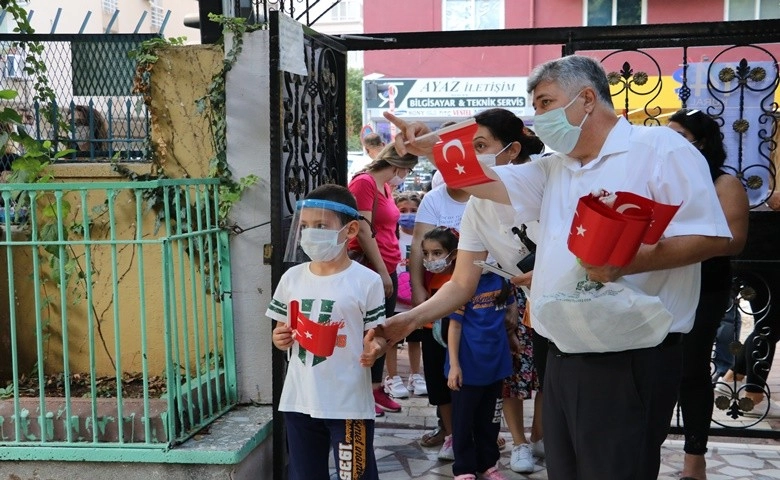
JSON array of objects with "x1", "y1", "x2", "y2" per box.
[
  {"x1": 602, "y1": 51, "x2": 664, "y2": 126},
  {"x1": 278, "y1": 39, "x2": 345, "y2": 214},
  {"x1": 712, "y1": 271, "x2": 774, "y2": 427},
  {"x1": 592, "y1": 45, "x2": 779, "y2": 208},
  {"x1": 702, "y1": 51, "x2": 779, "y2": 206}
]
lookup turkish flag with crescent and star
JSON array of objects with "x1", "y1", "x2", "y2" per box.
[
  {"x1": 289, "y1": 300, "x2": 340, "y2": 357},
  {"x1": 432, "y1": 119, "x2": 495, "y2": 189},
  {"x1": 567, "y1": 191, "x2": 680, "y2": 267}
]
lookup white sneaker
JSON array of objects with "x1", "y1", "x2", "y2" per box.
[
  {"x1": 384, "y1": 375, "x2": 410, "y2": 399},
  {"x1": 408, "y1": 373, "x2": 428, "y2": 396},
  {"x1": 438, "y1": 434, "x2": 455, "y2": 461},
  {"x1": 714, "y1": 376, "x2": 744, "y2": 396},
  {"x1": 510, "y1": 443, "x2": 534, "y2": 473},
  {"x1": 531, "y1": 439, "x2": 545, "y2": 459}
]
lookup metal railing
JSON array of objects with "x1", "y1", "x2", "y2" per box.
[
  {"x1": 0, "y1": 33, "x2": 157, "y2": 162},
  {"x1": 0, "y1": 179, "x2": 237, "y2": 456}
]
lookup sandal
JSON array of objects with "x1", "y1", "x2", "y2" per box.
[
  {"x1": 497, "y1": 435, "x2": 506, "y2": 450},
  {"x1": 420, "y1": 426, "x2": 446, "y2": 447}
]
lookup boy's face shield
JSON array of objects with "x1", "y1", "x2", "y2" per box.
[{"x1": 283, "y1": 199, "x2": 360, "y2": 264}]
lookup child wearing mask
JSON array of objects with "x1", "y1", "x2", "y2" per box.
[
  {"x1": 420, "y1": 227, "x2": 513, "y2": 480},
  {"x1": 268, "y1": 184, "x2": 387, "y2": 480},
  {"x1": 383, "y1": 191, "x2": 428, "y2": 398}
]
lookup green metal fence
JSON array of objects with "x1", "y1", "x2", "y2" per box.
[{"x1": 0, "y1": 178, "x2": 237, "y2": 459}]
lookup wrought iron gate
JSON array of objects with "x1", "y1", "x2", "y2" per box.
[{"x1": 267, "y1": 10, "x2": 348, "y2": 478}]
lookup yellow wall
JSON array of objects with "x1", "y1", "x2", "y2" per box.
[{"x1": 0, "y1": 45, "x2": 223, "y2": 380}]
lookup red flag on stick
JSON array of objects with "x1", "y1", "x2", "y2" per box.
[
  {"x1": 567, "y1": 191, "x2": 680, "y2": 267},
  {"x1": 432, "y1": 119, "x2": 495, "y2": 189},
  {"x1": 289, "y1": 300, "x2": 340, "y2": 357}
]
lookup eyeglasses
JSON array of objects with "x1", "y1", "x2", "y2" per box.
[{"x1": 686, "y1": 109, "x2": 702, "y2": 116}]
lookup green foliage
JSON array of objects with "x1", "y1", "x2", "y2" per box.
[
  {"x1": 128, "y1": 17, "x2": 259, "y2": 222},
  {"x1": 0, "y1": 383, "x2": 13, "y2": 399},
  {"x1": 346, "y1": 68, "x2": 364, "y2": 151}
]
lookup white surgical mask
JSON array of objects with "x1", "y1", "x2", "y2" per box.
[
  {"x1": 299, "y1": 225, "x2": 347, "y2": 262},
  {"x1": 423, "y1": 252, "x2": 453, "y2": 273},
  {"x1": 476, "y1": 142, "x2": 513, "y2": 167},
  {"x1": 533, "y1": 90, "x2": 588, "y2": 154},
  {"x1": 388, "y1": 175, "x2": 404, "y2": 186}
]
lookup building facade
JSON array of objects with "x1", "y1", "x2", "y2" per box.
[{"x1": 360, "y1": 0, "x2": 780, "y2": 131}]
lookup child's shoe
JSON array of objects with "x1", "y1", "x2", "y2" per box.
[
  {"x1": 437, "y1": 434, "x2": 454, "y2": 461},
  {"x1": 510, "y1": 443, "x2": 535, "y2": 473},
  {"x1": 384, "y1": 375, "x2": 410, "y2": 398},
  {"x1": 408, "y1": 373, "x2": 428, "y2": 396},
  {"x1": 373, "y1": 387, "x2": 402, "y2": 412},
  {"x1": 480, "y1": 466, "x2": 509, "y2": 479},
  {"x1": 531, "y1": 438, "x2": 545, "y2": 459}
]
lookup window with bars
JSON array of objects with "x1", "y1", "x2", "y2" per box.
[
  {"x1": 329, "y1": 0, "x2": 361, "y2": 21},
  {"x1": 102, "y1": 0, "x2": 118, "y2": 13},
  {"x1": 150, "y1": 0, "x2": 165, "y2": 28},
  {"x1": 443, "y1": 0, "x2": 504, "y2": 31},
  {"x1": 727, "y1": 0, "x2": 780, "y2": 19},
  {"x1": 586, "y1": 0, "x2": 644, "y2": 26}
]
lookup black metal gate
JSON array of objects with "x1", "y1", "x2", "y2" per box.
[{"x1": 267, "y1": 10, "x2": 348, "y2": 478}]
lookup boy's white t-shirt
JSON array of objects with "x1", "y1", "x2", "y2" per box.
[{"x1": 266, "y1": 261, "x2": 386, "y2": 419}]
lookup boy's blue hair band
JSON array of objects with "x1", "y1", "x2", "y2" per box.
[{"x1": 296, "y1": 199, "x2": 360, "y2": 219}]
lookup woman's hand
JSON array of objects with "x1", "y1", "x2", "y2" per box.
[
  {"x1": 383, "y1": 112, "x2": 437, "y2": 157},
  {"x1": 360, "y1": 328, "x2": 387, "y2": 367},
  {"x1": 272, "y1": 322, "x2": 294, "y2": 350}
]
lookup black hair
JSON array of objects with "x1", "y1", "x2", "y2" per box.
[
  {"x1": 394, "y1": 190, "x2": 422, "y2": 206},
  {"x1": 304, "y1": 184, "x2": 359, "y2": 226},
  {"x1": 668, "y1": 109, "x2": 727, "y2": 177},
  {"x1": 422, "y1": 226, "x2": 459, "y2": 254},
  {"x1": 474, "y1": 108, "x2": 545, "y2": 163}
]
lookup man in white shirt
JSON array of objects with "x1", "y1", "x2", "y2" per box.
[{"x1": 379, "y1": 55, "x2": 733, "y2": 480}]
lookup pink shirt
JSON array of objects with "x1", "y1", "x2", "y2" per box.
[{"x1": 348, "y1": 173, "x2": 401, "y2": 275}]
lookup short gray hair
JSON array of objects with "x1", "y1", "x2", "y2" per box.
[{"x1": 527, "y1": 55, "x2": 613, "y2": 106}]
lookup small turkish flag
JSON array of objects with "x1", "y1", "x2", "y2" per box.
[
  {"x1": 568, "y1": 191, "x2": 680, "y2": 267},
  {"x1": 567, "y1": 196, "x2": 626, "y2": 266},
  {"x1": 432, "y1": 119, "x2": 495, "y2": 189},
  {"x1": 289, "y1": 300, "x2": 340, "y2": 357}
]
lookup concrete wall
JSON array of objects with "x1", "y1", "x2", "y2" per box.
[{"x1": 224, "y1": 30, "x2": 274, "y2": 405}]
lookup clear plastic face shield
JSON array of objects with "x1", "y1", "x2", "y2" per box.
[{"x1": 283, "y1": 199, "x2": 361, "y2": 264}]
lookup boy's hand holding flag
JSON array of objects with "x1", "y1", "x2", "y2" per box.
[{"x1": 289, "y1": 300, "x2": 340, "y2": 358}]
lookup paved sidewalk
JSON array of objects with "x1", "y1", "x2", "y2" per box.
[{"x1": 371, "y1": 342, "x2": 780, "y2": 479}]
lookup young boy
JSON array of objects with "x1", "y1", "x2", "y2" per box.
[{"x1": 267, "y1": 184, "x2": 387, "y2": 480}]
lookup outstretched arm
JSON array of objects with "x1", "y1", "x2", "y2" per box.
[{"x1": 379, "y1": 249, "x2": 484, "y2": 343}]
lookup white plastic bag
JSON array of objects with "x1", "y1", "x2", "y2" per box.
[{"x1": 532, "y1": 266, "x2": 673, "y2": 354}]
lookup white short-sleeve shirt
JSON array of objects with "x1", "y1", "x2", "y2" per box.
[
  {"x1": 416, "y1": 185, "x2": 468, "y2": 229},
  {"x1": 265, "y1": 262, "x2": 386, "y2": 419},
  {"x1": 498, "y1": 117, "x2": 731, "y2": 338}
]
